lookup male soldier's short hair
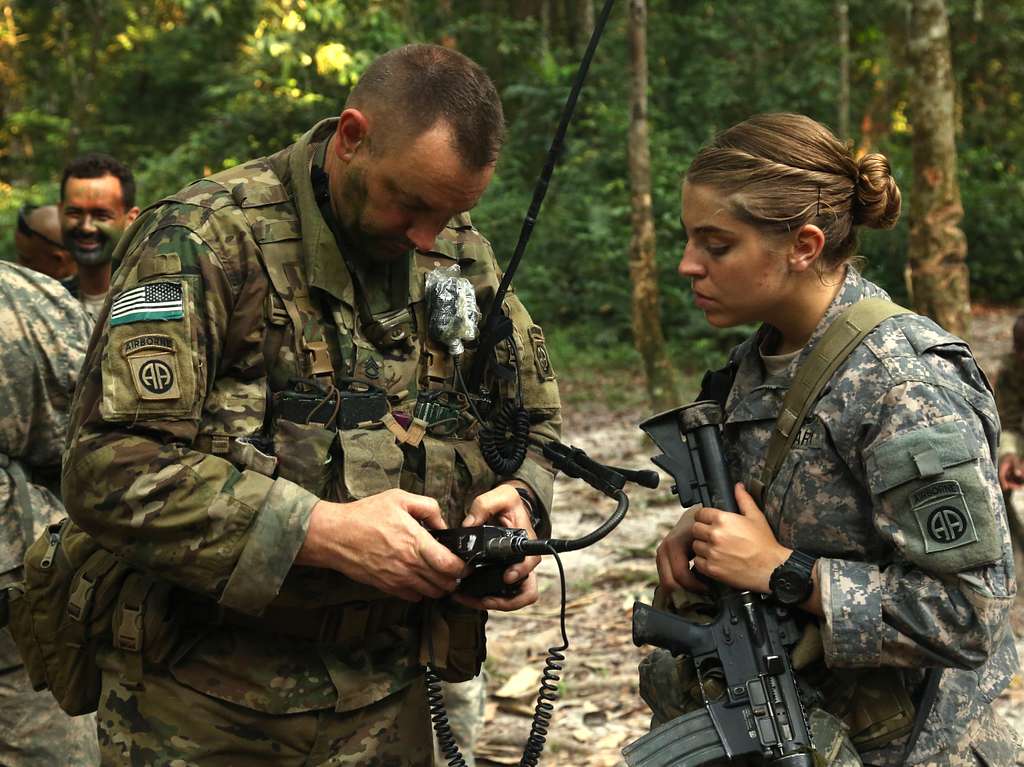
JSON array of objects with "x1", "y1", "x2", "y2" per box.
[
  {"x1": 60, "y1": 152, "x2": 136, "y2": 210},
  {"x1": 346, "y1": 44, "x2": 505, "y2": 169}
]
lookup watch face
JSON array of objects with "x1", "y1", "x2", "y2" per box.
[{"x1": 771, "y1": 569, "x2": 809, "y2": 605}]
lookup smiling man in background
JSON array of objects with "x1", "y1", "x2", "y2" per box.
[{"x1": 58, "y1": 153, "x2": 139, "y2": 322}]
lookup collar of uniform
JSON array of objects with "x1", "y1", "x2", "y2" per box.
[
  {"x1": 725, "y1": 266, "x2": 891, "y2": 417},
  {"x1": 286, "y1": 117, "x2": 357, "y2": 306}
]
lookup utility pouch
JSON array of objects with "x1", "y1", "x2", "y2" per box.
[
  {"x1": 335, "y1": 379, "x2": 389, "y2": 430},
  {"x1": 424, "y1": 601, "x2": 487, "y2": 683},
  {"x1": 6, "y1": 519, "x2": 140, "y2": 714},
  {"x1": 274, "y1": 419, "x2": 338, "y2": 499},
  {"x1": 842, "y1": 670, "x2": 915, "y2": 751},
  {"x1": 273, "y1": 378, "x2": 390, "y2": 431},
  {"x1": 274, "y1": 378, "x2": 341, "y2": 428}
]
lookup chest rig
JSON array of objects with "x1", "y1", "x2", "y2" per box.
[{"x1": 216, "y1": 158, "x2": 501, "y2": 531}]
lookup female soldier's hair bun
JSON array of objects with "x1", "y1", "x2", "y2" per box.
[{"x1": 853, "y1": 153, "x2": 901, "y2": 230}]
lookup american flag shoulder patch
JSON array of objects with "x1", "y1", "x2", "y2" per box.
[{"x1": 110, "y1": 281, "x2": 185, "y2": 326}]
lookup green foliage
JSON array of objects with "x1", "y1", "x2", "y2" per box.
[{"x1": 2, "y1": 0, "x2": 1023, "y2": 379}]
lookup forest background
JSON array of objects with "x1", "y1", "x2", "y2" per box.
[{"x1": 1, "y1": 0, "x2": 1022, "y2": 388}]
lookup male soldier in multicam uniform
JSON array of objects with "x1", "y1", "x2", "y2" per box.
[
  {"x1": 62, "y1": 44, "x2": 560, "y2": 765},
  {"x1": 994, "y1": 314, "x2": 1024, "y2": 602},
  {"x1": 0, "y1": 262, "x2": 99, "y2": 765}
]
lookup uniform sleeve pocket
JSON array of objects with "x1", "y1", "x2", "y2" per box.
[
  {"x1": 100, "y1": 276, "x2": 203, "y2": 421},
  {"x1": 864, "y1": 421, "x2": 1002, "y2": 572}
]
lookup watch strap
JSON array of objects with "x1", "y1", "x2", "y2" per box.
[
  {"x1": 786, "y1": 549, "x2": 817, "y2": 577},
  {"x1": 514, "y1": 487, "x2": 542, "y2": 531}
]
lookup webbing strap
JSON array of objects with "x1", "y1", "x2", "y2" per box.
[
  {"x1": 67, "y1": 548, "x2": 119, "y2": 622},
  {"x1": 750, "y1": 298, "x2": 910, "y2": 505},
  {"x1": 903, "y1": 668, "x2": 943, "y2": 763},
  {"x1": 233, "y1": 175, "x2": 335, "y2": 382}
]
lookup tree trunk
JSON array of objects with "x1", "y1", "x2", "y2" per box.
[
  {"x1": 627, "y1": 0, "x2": 680, "y2": 410},
  {"x1": 906, "y1": 0, "x2": 970, "y2": 338},
  {"x1": 836, "y1": 0, "x2": 850, "y2": 140}
]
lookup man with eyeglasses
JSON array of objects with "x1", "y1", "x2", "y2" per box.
[
  {"x1": 58, "y1": 153, "x2": 140, "y2": 322},
  {"x1": 14, "y1": 204, "x2": 77, "y2": 288}
]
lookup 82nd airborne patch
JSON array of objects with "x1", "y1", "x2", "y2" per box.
[
  {"x1": 528, "y1": 326, "x2": 555, "y2": 382},
  {"x1": 123, "y1": 334, "x2": 181, "y2": 401},
  {"x1": 911, "y1": 479, "x2": 980, "y2": 553}
]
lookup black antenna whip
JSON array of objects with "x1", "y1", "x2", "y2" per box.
[{"x1": 466, "y1": 0, "x2": 617, "y2": 393}]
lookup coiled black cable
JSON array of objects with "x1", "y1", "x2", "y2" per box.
[
  {"x1": 519, "y1": 546, "x2": 568, "y2": 767},
  {"x1": 455, "y1": 342, "x2": 530, "y2": 476},
  {"x1": 425, "y1": 665, "x2": 468, "y2": 767},
  {"x1": 424, "y1": 545, "x2": 570, "y2": 767},
  {"x1": 479, "y1": 400, "x2": 530, "y2": 475}
]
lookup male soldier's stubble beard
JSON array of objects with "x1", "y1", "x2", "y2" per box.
[{"x1": 337, "y1": 167, "x2": 413, "y2": 263}]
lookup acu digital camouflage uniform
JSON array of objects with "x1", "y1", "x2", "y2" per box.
[
  {"x1": 0, "y1": 262, "x2": 100, "y2": 766},
  {"x1": 61, "y1": 118, "x2": 561, "y2": 765},
  {"x1": 644, "y1": 269, "x2": 1021, "y2": 766},
  {"x1": 993, "y1": 348, "x2": 1024, "y2": 598}
]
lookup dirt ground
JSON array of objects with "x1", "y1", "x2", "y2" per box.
[{"x1": 471, "y1": 306, "x2": 1024, "y2": 766}]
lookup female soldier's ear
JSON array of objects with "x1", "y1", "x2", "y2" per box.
[{"x1": 788, "y1": 224, "x2": 826, "y2": 273}]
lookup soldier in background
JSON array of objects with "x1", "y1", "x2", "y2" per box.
[
  {"x1": 13, "y1": 204, "x2": 77, "y2": 289},
  {"x1": 994, "y1": 313, "x2": 1024, "y2": 603},
  {"x1": 0, "y1": 262, "x2": 98, "y2": 765},
  {"x1": 58, "y1": 153, "x2": 139, "y2": 322}
]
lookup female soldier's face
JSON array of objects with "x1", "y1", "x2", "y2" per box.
[{"x1": 678, "y1": 182, "x2": 792, "y2": 329}]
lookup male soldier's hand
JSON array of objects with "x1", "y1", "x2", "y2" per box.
[
  {"x1": 455, "y1": 483, "x2": 541, "y2": 612},
  {"x1": 296, "y1": 489, "x2": 466, "y2": 602},
  {"x1": 998, "y1": 453, "x2": 1024, "y2": 491}
]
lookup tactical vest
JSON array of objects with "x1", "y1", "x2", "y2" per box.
[{"x1": 178, "y1": 156, "x2": 502, "y2": 676}]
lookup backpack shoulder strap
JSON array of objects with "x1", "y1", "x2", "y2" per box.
[
  {"x1": 220, "y1": 159, "x2": 334, "y2": 381},
  {"x1": 749, "y1": 298, "x2": 910, "y2": 505}
]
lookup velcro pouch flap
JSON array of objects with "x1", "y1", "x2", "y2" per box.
[{"x1": 865, "y1": 420, "x2": 973, "y2": 494}]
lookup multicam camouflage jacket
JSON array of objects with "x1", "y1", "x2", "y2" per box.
[
  {"x1": 0, "y1": 263, "x2": 91, "y2": 670},
  {"x1": 719, "y1": 268, "x2": 1018, "y2": 765},
  {"x1": 62, "y1": 118, "x2": 561, "y2": 715}
]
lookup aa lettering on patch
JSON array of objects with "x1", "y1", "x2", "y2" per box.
[
  {"x1": 911, "y1": 479, "x2": 979, "y2": 553},
  {"x1": 123, "y1": 336, "x2": 181, "y2": 401},
  {"x1": 110, "y1": 281, "x2": 184, "y2": 326},
  {"x1": 528, "y1": 326, "x2": 555, "y2": 381}
]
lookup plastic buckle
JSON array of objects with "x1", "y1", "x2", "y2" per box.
[
  {"x1": 116, "y1": 603, "x2": 143, "y2": 653},
  {"x1": 66, "y1": 573, "x2": 96, "y2": 622},
  {"x1": 303, "y1": 340, "x2": 334, "y2": 378}
]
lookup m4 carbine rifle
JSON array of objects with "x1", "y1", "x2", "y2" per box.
[{"x1": 622, "y1": 401, "x2": 815, "y2": 767}]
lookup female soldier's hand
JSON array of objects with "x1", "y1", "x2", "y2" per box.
[
  {"x1": 690, "y1": 483, "x2": 791, "y2": 593},
  {"x1": 655, "y1": 505, "x2": 708, "y2": 593}
]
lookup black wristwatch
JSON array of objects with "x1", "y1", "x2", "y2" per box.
[{"x1": 768, "y1": 550, "x2": 818, "y2": 606}]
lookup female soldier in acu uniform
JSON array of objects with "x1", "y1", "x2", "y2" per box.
[{"x1": 647, "y1": 114, "x2": 1020, "y2": 766}]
